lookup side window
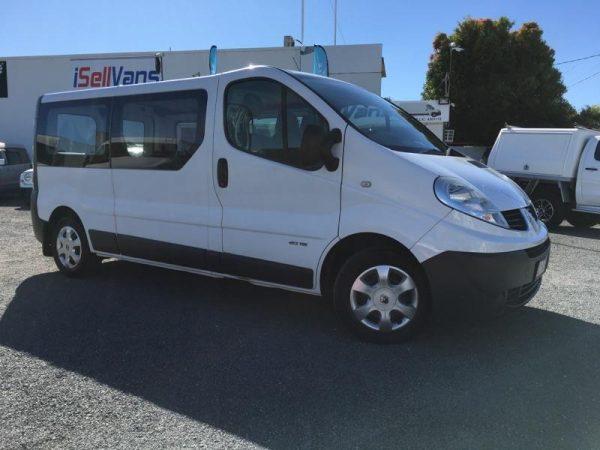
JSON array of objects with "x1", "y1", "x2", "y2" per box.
[
  {"x1": 36, "y1": 99, "x2": 110, "y2": 168},
  {"x1": 111, "y1": 89, "x2": 207, "y2": 170},
  {"x1": 225, "y1": 79, "x2": 329, "y2": 169},
  {"x1": 225, "y1": 79, "x2": 283, "y2": 156},
  {"x1": 595, "y1": 141, "x2": 600, "y2": 161}
]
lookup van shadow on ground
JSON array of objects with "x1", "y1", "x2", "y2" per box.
[
  {"x1": 2, "y1": 260, "x2": 600, "y2": 448},
  {"x1": 552, "y1": 223, "x2": 600, "y2": 240}
]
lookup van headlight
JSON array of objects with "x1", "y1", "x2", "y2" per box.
[
  {"x1": 21, "y1": 171, "x2": 33, "y2": 184},
  {"x1": 434, "y1": 176, "x2": 509, "y2": 228}
]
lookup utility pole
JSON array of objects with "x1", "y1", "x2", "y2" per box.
[
  {"x1": 446, "y1": 42, "x2": 464, "y2": 100},
  {"x1": 301, "y1": 0, "x2": 305, "y2": 44},
  {"x1": 334, "y1": 0, "x2": 338, "y2": 45}
]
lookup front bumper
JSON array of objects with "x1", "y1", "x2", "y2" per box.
[{"x1": 423, "y1": 238, "x2": 550, "y2": 320}]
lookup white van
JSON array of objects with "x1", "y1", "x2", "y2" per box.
[
  {"x1": 31, "y1": 66, "x2": 549, "y2": 342},
  {"x1": 488, "y1": 127, "x2": 600, "y2": 228}
]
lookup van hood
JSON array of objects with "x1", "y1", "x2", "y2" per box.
[{"x1": 402, "y1": 153, "x2": 530, "y2": 211}]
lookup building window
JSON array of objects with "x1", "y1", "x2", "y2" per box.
[{"x1": 110, "y1": 89, "x2": 207, "y2": 170}]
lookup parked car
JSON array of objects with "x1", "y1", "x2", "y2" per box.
[
  {"x1": 30, "y1": 66, "x2": 549, "y2": 342},
  {"x1": 0, "y1": 142, "x2": 31, "y2": 195},
  {"x1": 20, "y1": 168, "x2": 33, "y2": 204},
  {"x1": 488, "y1": 127, "x2": 600, "y2": 228}
]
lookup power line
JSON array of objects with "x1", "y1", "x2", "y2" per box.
[
  {"x1": 556, "y1": 52, "x2": 600, "y2": 65},
  {"x1": 569, "y1": 69, "x2": 600, "y2": 88}
]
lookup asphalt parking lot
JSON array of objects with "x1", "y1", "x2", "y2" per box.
[{"x1": 1, "y1": 196, "x2": 600, "y2": 449}]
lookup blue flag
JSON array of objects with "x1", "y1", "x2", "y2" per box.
[
  {"x1": 209, "y1": 46, "x2": 218, "y2": 75},
  {"x1": 313, "y1": 45, "x2": 329, "y2": 77}
]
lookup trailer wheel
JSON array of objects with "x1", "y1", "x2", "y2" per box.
[
  {"x1": 532, "y1": 188, "x2": 565, "y2": 227},
  {"x1": 566, "y1": 211, "x2": 599, "y2": 229}
]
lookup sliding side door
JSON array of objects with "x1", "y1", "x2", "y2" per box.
[{"x1": 108, "y1": 81, "x2": 216, "y2": 269}]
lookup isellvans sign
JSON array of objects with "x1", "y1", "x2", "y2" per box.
[{"x1": 71, "y1": 57, "x2": 160, "y2": 89}]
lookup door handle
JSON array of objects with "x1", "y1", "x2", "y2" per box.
[
  {"x1": 585, "y1": 167, "x2": 598, "y2": 171},
  {"x1": 217, "y1": 158, "x2": 228, "y2": 188}
]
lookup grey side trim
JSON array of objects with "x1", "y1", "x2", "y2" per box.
[
  {"x1": 94, "y1": 251, "x2": 320, "y2": 296},
  {"x1": 89, "y1": 229, "x2": 314, "y2": 289}
]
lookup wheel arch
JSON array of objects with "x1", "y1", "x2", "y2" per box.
[
  {"x1": 532, "y1": 180, "x2": 573, "y2": 204},
  {"x1": 319, "y1": 232, "x2": 424, "y2": 298},
  {"x1": 42, "y1": 206, "x2": 84, "y2": 256}
]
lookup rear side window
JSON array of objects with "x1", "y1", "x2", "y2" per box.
[
  {"x1": 595, "y1": 141, "x2": 600, "y2": 161},
  {"x1": 36, "y1": 99, "x2": 110, "y2": 168},
  {"x1": 110, "y1": 89, "x2": 207, "y2": 170},
  {"x1": 225, "y1": 78, "x2": 329, "y2": 169}
]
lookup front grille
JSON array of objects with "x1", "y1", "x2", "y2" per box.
[
  {"x1": 502, "y1": 208, "x2": 527, "y2": 230},
  {"x1": 506, "y1": 278, "x2": 542, "y2": 307},
  {"x1": 526, "y1": 204, "x2": 538, "y2": 220}
]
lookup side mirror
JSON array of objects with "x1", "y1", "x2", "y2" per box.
[
  {"x1": 322, "y1": 128, "x2": 341, "y2": 171},
  {"x1": 300, "y1": 126, "x2": 341, "y2": 171}
]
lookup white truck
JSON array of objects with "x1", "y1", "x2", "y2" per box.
[{"x1": 488, "y1": 127, "x2": 600, "y2": 228}]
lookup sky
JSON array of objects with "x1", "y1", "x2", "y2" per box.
[{"x1": 2, "y1": 0, "x2": 599, "y2": 110}]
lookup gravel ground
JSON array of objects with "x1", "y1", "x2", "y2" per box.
[{"x1": 1, "y1": 195, "x2": 600, "y2": 449}]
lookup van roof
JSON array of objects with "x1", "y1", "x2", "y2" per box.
[{"x1": 40, "y1": 65, "x2": 328, "y2": 103}]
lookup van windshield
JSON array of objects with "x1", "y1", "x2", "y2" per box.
[{"x1": 292, "y1": 73, "x2": 446, "y2": 155}]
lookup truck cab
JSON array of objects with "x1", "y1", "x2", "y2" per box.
[{"x1": 576, "y1": 136, "x2": 600, "y2": 211}]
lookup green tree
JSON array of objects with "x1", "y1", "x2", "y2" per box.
[
  {"x1": 576, "y1": 105, "x2": 600, "y2": 130},
  {"x1": 423, "y1": 18, "x2": 576, "y2": 145}
]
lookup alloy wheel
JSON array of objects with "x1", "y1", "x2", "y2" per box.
[
  {"x1": 533, "y1": 198, "x2": 554, "y2": 223},
  {"x1": 56, "y1": 225, "x2": 82, "y2": 269},
  {"x1": 349, "y1": 265, "x2": 419, "y2": 332}
]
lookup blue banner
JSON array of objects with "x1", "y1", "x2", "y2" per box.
[
  {"x1": 209, "y1": 46, "x2": 218, "y2": 75},
  {"x1": 313, "y1": 45, "x2": 329, "y2": 77}
]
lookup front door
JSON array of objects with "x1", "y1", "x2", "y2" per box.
[
  {"x1": 212, "y1": 69, "x2": 345, "y2": 290},
  {"x1": 109, "y1": 82, "x2": 216, "y2": 269},
  {"x1": 577, "y1": 138, "x2": 600, "y2": 207}
]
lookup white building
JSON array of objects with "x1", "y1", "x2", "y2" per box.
[{"x1": 0, "y1": 43, "x2": 384, "y2": 155}]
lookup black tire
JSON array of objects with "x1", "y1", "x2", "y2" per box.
[
  {"x1": 532, "y1": 188, "x2": 565, "y2": 228},
  {"x1": 333, "y1": 248, "x2": 430, "y2": 344},
  {"x1": 566, "y1": 211, "x2": 599, "y2": 228},
  {"x1": 51, "y1": 214, "x2": 98, "y2": 277}
]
